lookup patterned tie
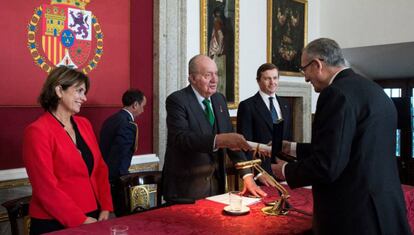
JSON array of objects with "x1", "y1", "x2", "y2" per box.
[
  {"x1": 269, "y1": 97, "x2": 278, "y2": 123},
  {"x1": 202, "y1": 99, "x2": 214, "y2": 126},
  {"x1": 129, "y1": 121, "x2": 139, "y2": 152}
]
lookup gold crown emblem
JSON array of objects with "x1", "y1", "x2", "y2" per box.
[{"x1": 51, "y1": 0, "x2": 90, "y2": 9}]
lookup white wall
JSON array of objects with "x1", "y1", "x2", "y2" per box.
[
  {"x1": 187, "y1": 0, "x2": 414, "y2": 113},
  {"x1": 187, "y1": 0, "x2": 321, "y2": 112},
  {"x1": 186, "y1": 0, "x2": 200, "y2": 71},
  {"x1": 238, "y1": 0, "x2": 267, "y2": 102},
  {"x1": 239, "y1": 0, "x2": 320, "y2": 112},
  {"x1": 319, "y1": 0, "x2": 414, "y2": 48}
]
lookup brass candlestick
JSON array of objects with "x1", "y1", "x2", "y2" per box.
[{"x1": 235, "y1": 159, "x2": 290, "y2": 216}]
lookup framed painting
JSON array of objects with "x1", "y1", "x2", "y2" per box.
[
  {"x1": 200, "y1": 0, "x2": 239, "y2": 109},
  {"x1": 267, "y1": 0, "x2": 307, "y2": 76}
]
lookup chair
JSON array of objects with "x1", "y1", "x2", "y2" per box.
[
  {"x1": 118, "y1": 171, "x2": 163, "y2": 216},
  {"x1": 2, "y1": 195, "x2": 31, "y2": 235}
]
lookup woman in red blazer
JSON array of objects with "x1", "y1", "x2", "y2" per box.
[{"x1": 23, "y1": 67, "x2": 113, "y2": 234}]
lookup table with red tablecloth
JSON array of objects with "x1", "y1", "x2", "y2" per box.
[{"x1": 48, "y1": 185, "x2": 414, "y2": 235}]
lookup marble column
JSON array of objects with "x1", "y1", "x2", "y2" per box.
[{"x1": 153, "y1": 0, "x2": 188, "y2": 169}]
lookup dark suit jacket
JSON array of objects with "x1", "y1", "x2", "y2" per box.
[
  {"x1": 285, "y1": 69, "x2": 410, "y2": 235},
  {"x1": 100, "y1": 110, "x2": 137, "y2": 181},
  {"x1": 162, "y1": 85, "x2": 249, "y2": 201},
  {"x1": 237, "y1": 92, "x2": 292, "y2": 176}
]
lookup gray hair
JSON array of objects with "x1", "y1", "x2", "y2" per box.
[
  {"x1": 188, "y1": 54, "x2": 204, "y2": 75},
  {"x1": 303, "y1": 38, "x2": 347, "y2": 67}
]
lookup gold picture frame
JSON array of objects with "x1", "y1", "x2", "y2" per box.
[
  {"x1": 200, "y1": 0, "x2": 239, "y2": 109},
  {"x1": 267, "y1": 0, "x2": 308, "y2": 76}
]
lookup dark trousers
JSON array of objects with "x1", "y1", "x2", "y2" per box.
[
  {"x1": 30, "y1": 210, "x2": 99, "y2": 235},
  {"x1": 110, "y1": 179, "x2": 125, "y2": 217}
]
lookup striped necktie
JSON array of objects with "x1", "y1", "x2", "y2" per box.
[{"x1": 269, "y1": 97, "x2": 278, "y2": 123}]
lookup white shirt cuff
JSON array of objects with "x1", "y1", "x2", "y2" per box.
[
  {"x1": 213, "y1": 135, "x2": 218, "y2": 152},
  {"x1": 253, "y1": 173, "x2": 263, "y2": 181},
  {"x1": 290, "y1": 142, "x2": 297, "y2": 157},
  {"x1": 242, "y1": 173, "x2": 254, "y2": 179},
  {"x1": 282, "y1": 162, "x2": 288, "y2": 178}
]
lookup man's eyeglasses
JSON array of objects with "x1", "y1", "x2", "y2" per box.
[{"x1": 298, "y1": 58, "x2": 324, "y2": 74}]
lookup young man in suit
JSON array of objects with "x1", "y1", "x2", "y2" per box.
[
  {"x1": 162, "y1": 54, "x2": 267, "y2": 203},
  {"x1": 273, "y1": 38, "x2": 410, "y2": 235},
  {"x1": 99, "y1": 89, "x2": 146, "y2": 216},
  {"x1": 237, "y1": 63, "x2": 292, "y2": 185}
]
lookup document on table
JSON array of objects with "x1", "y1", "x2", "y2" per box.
[{"x1": 206, "y1": 193, "x2": 261, "y2": 206}]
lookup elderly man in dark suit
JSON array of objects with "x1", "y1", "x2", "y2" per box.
[
  {"x1": 162, "y1": 55, "x2": 267, "y2": 203},
  {"x1": 273, "y1": 38, "x2": 410, "y2": 235},
  {"x1": 99, "y1": 89, "x2": 146, "y2": 216},
  {"x1": 237, "y1": 63, "x2": 292, "y2": 185}
]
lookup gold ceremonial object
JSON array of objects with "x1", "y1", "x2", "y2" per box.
[
  {"x1": 235, "y1": 159, "x2": 290, "y2": 216},
  {"x1": 130, "y1": 185, "x2": 157, "y2": 212}
]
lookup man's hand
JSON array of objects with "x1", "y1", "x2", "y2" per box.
[
  {"x1": 216, "y1": 133, "x2": 250, "y2": 151},
  {"x1": 256, "y1": 173, "x2": 277, "y2": 187},
  {"x1": 98, "y1": 210, "x2": 110, "y2": 221},
  {"x1": 271, "y1": 160, "x2": 287, "y2": 181},
  {"x1": 241, "y1": 175, "x2": 267, "y2": 197},
  {"x1": 282, "y1": 141, "x2": 292, "y2": 155}
]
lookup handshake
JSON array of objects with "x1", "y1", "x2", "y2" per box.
[
  {"x1": 215, "y1": 133, "x2": 256, "y2": 152},
  {"x1": 216, "y1": 133, "x2": 296, "y2": 161},
  {"x1": 215, "y1": 133, "x2": 272, "y2": 154}
]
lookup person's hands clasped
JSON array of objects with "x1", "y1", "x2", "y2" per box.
[
  {"x1": 98, "y1": 210, "x2": 110, "y2": 221},
  {"x1": 241, "y1": 174, "x2": 267, "y2": 197},
  {"x1": 216, "y1": 133, "x2": 250, "y2": 151}
]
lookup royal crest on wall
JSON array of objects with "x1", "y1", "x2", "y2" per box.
[{"x1": 27, "y1": 0, "x2": 103, "y2": 74}]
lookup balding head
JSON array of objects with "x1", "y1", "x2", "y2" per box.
[
  {"x1": 188, "y1": 55, "x2": 211, "y2": 74},
  {"x1": 188, "y1": 54, "x2": 218, "y2": 98}
]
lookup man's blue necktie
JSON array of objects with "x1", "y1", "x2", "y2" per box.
[{"x1": 269, "y1": 97, "x2": 278, "y2": 123}]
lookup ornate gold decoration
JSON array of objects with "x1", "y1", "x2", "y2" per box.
[
  {"x1": 24, "y1": 216, "x2": 31, "y2": 235},
  {"x1": 128, "y1": 162, "x2": 159, "y2": 173},
  {"x1": 130, "y1": 185, "x2": 150, "y2": 212},
  {"x1": 0, "y1": 178, "x2": 30, "y2": 189},
  {"x1": 27, "y1": 1, "x2": 103, "y2": 74},
  {"x1": 51, "y1": 0, "x2": 90, "y2": 10}
]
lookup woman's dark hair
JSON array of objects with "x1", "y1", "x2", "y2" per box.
[{"x1": 38, "y1": 66, "x2": 90, "y2": 111}]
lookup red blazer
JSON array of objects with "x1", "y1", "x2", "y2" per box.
[{"x1": 23, "y1": 112, "x2": 113, "y2": 228}]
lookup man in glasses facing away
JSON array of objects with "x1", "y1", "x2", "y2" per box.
[{"x1": 273, "y1": 38, "x2": 410, "y2": 235}]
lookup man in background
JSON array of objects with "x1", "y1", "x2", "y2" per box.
[
  {"x1": 237, "y1": 63, "x2": 292, "y2": 185},
  {"x1": 273, "y1": 38, "x2": 410, "y2": 234},
  {"x1": 100, "y1": 89, "x2": 146, "y2": 216},
  {"x1": 162, "y1": 54, "x2": 267, "y2": 203}
]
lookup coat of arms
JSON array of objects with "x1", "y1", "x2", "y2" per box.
[{"x1": 27, "y1": 0, "x2": 103, "y2": 74}]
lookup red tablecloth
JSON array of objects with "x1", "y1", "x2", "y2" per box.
[
  {"x1": 403, "y1": 185, "x2": 414, "y2": 234},
  {"x1": 48, "y1": 187, "x2": 313, "y2": 235},
  {"x1": 47, "y1": 185, "x2": 414, "y2": 235}
]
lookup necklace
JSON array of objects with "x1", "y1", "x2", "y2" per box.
[
  {"x1": 50, "y1": 111, "x2": 71, "y2": 127},
  {"x1": 49, "y1": 111, "x2": 77, "y2": 144}
]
